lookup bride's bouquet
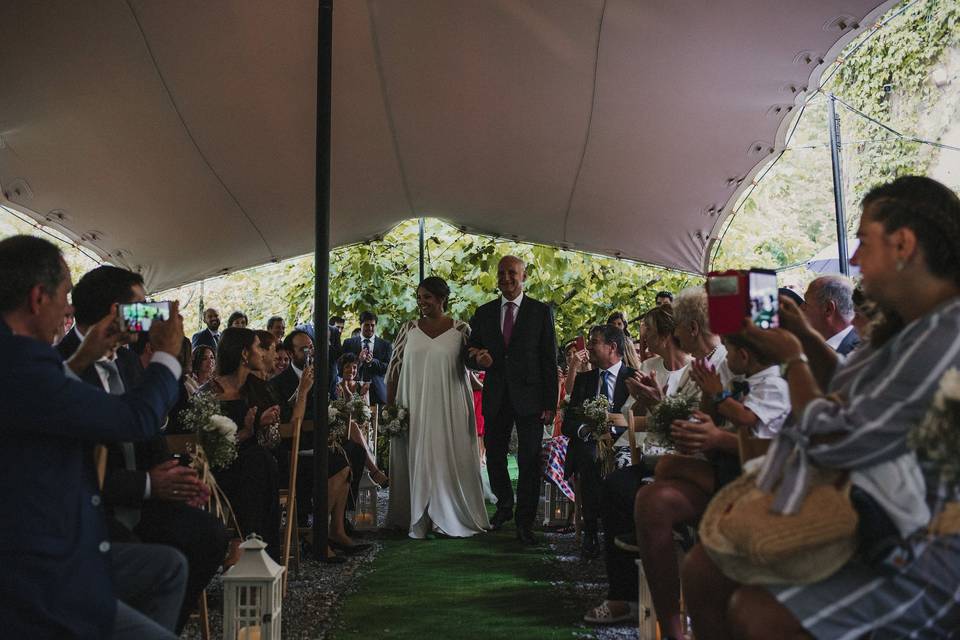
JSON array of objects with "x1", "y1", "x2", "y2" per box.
[
  {"x1": 177, "y1": 391, "x2": 239, "y2": 470},
  {"x1": 380, "y1": 404, "x2": 410, "y2": 438}
]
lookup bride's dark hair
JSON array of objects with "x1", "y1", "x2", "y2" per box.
[{"x1": 418, "y1": 276, "x2": 450, "y2": 310}]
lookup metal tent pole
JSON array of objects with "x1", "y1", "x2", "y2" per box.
[
  {"x1": 827, "y1": 93, "x2": 850, "y2": 276},
  {"x1": 312, "y1": 0, "x2": 333, "y2": 560}
]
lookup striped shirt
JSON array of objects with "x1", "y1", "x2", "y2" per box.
[{"x1": 759, "y1": 297, "x2": 960, "y2": 517}]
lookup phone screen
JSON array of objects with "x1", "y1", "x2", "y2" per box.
[
  {"x1": 120, "y1": 302, "x2": 171, "y2": 333},
  {"x1": 748, "y1": 271, "x2": 779, "y2": 329}
]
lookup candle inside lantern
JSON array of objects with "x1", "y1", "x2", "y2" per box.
[{"x1": 238, "y1": 625, "x2": 261, "y2": 640}]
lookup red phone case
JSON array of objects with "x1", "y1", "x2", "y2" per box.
[{"x1": 706, "y1": 270, "x2": 749, "y2": 335}]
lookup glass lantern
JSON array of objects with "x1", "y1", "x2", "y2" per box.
[
  {"x1": 352, "y1": 470, "x2": 379, "y2": 531},
  {"x1": 542, "y1": 479, "x2": 572, "y2": 527},
  {"x1": 222, "y1": 534, "x2": 284, "y2": 640}
]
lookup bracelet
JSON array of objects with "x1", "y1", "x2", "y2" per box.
[
  {"x1": 713, "y1": 389, "x2": 734, "y2": 404},
  {"x1": 779, "y1": 353, "x2": 809, "y2": 378}
]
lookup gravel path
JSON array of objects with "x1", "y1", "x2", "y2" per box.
[{"x1": 182, "y1": 488, "x2": 643, "y2": 639}]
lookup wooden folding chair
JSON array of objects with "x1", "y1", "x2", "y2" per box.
[
  {"x1": 736, "y1": 424, "x2": 771, "y2": 465},
  {"x1": 278, "y1": 416, "x2": 305, "y2": 595}
]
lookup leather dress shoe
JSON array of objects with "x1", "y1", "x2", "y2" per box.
[
  {"x1": 516, "y1": 526, "x2": 537, "y2": 545},
  {"x1": 489, "y1": 507, "x2": 514, "y2": 531},
  {"x1": 580, "y1": 532, "x2": 601, "y2": 559}
]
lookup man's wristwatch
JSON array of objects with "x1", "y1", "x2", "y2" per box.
[
  {"x1": 779, "y1": 353, "x2": 809, "y2": 378},
  {"x1": 712, "y1": 389, "x2": 734, "y2": 405}
]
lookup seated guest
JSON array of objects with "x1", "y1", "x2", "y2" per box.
[
  {"x1": 335, "y1": 353, "x2": 389, "y2": 488},
  {"x1": 623, "y1": 285, "x2": 742, "y2": 640},
  {"x1": 191, "y1": 307, "x2": 221, "y2": 351},
  {"x1": 266, "y1": 315, "x2": 286, "y2": 343},
  {"x1": 226, "y1": 311, "x2": 248, "y2": 329},
  {"x1": 274, "y1": 329, "x2": 337, "y2": 419},
  {"x1": 584, "y1": 304, "x2": 692, "y2": 624},
  {"x1": 63, "y1": 266, "x2": 230, "y2": 633},
  {"x1": 682, "y1": 176, "x2": 960, "y2": 639},
  {"x1": 178, "y1": 338, "x2": 199, "y2": 395},
  {"x1": 274, "y1": 343, "x2": 291, "y2": 378},
  {"x1": 0, "y1": 235, "x2": 187, "y2": 639},
  {"x1": 201, "y1": 328, "x2": 282, "y2": 558},
  {"x1": 561, "y1": 324, "x2": 636, "y2": 558},
  {"x1": 851, "y1": 283, "x2": 883, "y2": 342},
  {"x1": 244, "y1": 330, "x2": 284, "y2": 450},
  {"x1": 801, "y1": 274, "x2": 860, "y2": 355},
  {"x1": 191, "y1": 344, "x2": 216, "y2": 388}
]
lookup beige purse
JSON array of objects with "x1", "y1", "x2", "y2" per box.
[{"x1": 699, "y1": 468, "x2": 859, "y2": 585}]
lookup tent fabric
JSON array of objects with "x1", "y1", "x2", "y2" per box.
[{"x1": 0, "y1": 1, "x2": 895, "y2": 291}]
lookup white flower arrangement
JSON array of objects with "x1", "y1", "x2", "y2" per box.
[
  {"x1": 177, "y1": 392, "x2": 239, "y2": 469},
  {"x1": 380, "y1": 405, "x2": 410, "y2": 438},
  {"x1": 909, "y1": 367, "x2": 960, "y2": 486}
]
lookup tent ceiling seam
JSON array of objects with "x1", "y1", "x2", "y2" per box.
[
  {"x1": 366, "y1": 0, "x2": 418, "y2": 220},
  {"x1": 123, "y1": 0, "x2": 275, "y2": 259},
  {"x1": 561, "y1": 0, "x2": 607, "y2": 244}
]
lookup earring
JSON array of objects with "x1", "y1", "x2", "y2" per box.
[{"x1": 895, "y1": 259, "x2": 905, "y2": 272}]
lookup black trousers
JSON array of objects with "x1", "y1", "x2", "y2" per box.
[
  {"x1": 217, "y1": 443, "x2": 281, "y2": 559},
  {"x1": 568, "y1": 439, "x2": 603, "y2": 534},
  {"x1": 484, "y1": 405, "x2": 543, "y2": 527},
  {"x1": 135, "y1": 502, "x2": 230, "y2": 633},
  {"x1": 600, "y1": 464, "x2": 648, "y2": 602}
]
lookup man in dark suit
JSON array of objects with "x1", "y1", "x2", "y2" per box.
[
  {"x1": 190, "y1": 307, "x2": 221, "y2": 351},
  {"x1": 561, "y1": 324, "x2": 635, "y2": 557},
  {"x1": 801, "y1": 275, "x2": 860, "y2": 356},
  {"x1": 466, "y1": 255, "x2": 558, "y2": 544},
  {"x1": 0, "y1": 236, "x2": 187, "y2": 639},
  {"x1": 341, "y1": 311, "x2": 392, "y2": 406},
  {"x1": 62, "y1": 265, "x2": 229, "y2": 634}
]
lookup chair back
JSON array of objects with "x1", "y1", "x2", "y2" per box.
[{"x1": 737, "y1": 424, "x2": 771, "y2": 464}]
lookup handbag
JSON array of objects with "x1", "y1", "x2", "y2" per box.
[{"x1": 699, "y1": 467, "x2": 859, "y2": 585}]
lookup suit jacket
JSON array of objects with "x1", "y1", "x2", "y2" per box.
[
  {"x1": 341, "y1": 335, "x2": 392, "y2": 404},
  {"x1": 273, "y1": 361, "x2": 337, "y2": 423},
  {"x1": 191, "y1": 327, "x2": 219, "y2": 352},
  {"x1": 0, "y1": 319, "x2": 178, "y2": 638},
  {"x1": 561, "y1": 364, "x2": 635, "y2": 475},
  {"x1": 465, "y1": 295, "x2": 558, "y2": 418},
  {"x1": 836, "y1": 327, "x2": 860, "y2": 356}
]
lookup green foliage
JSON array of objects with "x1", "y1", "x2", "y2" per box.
[
  {"x1": 714, "y1": 0, "x2": 960, "y2": 284},
  {"x1": 280, "y1": 219, "x2": 698, "y2": 343}
]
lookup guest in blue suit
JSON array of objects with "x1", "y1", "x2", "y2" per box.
[{"x1": 0, "y1": 236, "x2": 188, "y2": 639}]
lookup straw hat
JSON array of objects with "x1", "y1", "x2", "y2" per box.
[{"x1": 699, "y1": 470, "x2": 858, "y2": 585}]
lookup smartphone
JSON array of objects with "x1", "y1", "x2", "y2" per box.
[
  {"x1": 748, "y1": 269, "x2": 779, "y2": 330},
  {"x1": 706, "y1": 269, "x2": 778, "y2": 335},
  {"x1": 574, "y1": 335, "x2": 586, "y2": 352},
  {"x1": 119, "y1": 301, "x2": 171, "y2": 333}
]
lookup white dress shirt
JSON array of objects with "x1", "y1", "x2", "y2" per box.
[{"x1": 825, "y1": 324, "x2": 855, "y2": 351}]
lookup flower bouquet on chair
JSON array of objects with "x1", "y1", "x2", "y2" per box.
[
  {"x1": 909, "y1": 367, "x2": 960, "y2": 536},
  {"x1": 176, "y1": 391, "x2": 241, "y2": 532},
  {"x1": 380, "y1": 404, "x2": 409, "y2": 438}
]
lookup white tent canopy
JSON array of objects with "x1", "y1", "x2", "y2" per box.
[{"x1": 0, "y1": 0, "x2": 894, "y2": 291}]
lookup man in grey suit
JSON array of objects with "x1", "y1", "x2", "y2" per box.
[{"x1": 802, "y1": 275, "x2": 860, "y2": 356}]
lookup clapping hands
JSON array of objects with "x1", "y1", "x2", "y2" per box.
[
  {"x1": 626, "y1": 370, "x2": 662, "y2": 407},
  {"x1": 690, "y1": 358, "x2": 723, "y2": 397},
  {"x1": 670, "y1": 410, "x2": 723, "y2": 454}
]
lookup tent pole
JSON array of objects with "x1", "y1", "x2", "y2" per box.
[
  {"x1": 312, "y1": 0, "x2": 333, "y2": 561},
  {"x1": 418, "y1": 217, "x2": 425, "y2": 282},
  {"x1": 827, "y1": 93, "x2": 850, "y2": 276}
]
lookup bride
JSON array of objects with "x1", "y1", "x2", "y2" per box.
[{"x1": 385, "y1": 276, "x2": 490, "y2": 538}]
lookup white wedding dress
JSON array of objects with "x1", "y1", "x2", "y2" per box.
[{"x1": 385, "y1": 320, "x2": 490, "y2": 538}]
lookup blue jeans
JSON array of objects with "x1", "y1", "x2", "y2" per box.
[{"x1": 110, "y1": 543, "x2": 187, "y2": 639}]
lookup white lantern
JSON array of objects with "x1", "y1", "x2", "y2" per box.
[
  {"x1": 222, "y1": 534, "x2": 284, "y2": 640},
  {"x1": 541, "y1": 479, "x2": 572, "y2": 527},
  {"x1": 352, "y1": 470, "x2": 379, "y2": 530}
]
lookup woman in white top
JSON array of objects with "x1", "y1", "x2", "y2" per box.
[{"x1": 384, "y1": 277, "x2": 490, "y2": 538}]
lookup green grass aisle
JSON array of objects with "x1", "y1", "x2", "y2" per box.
[{"x1": 330, "y1": 457, "x2": 588, "y2": 640}]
